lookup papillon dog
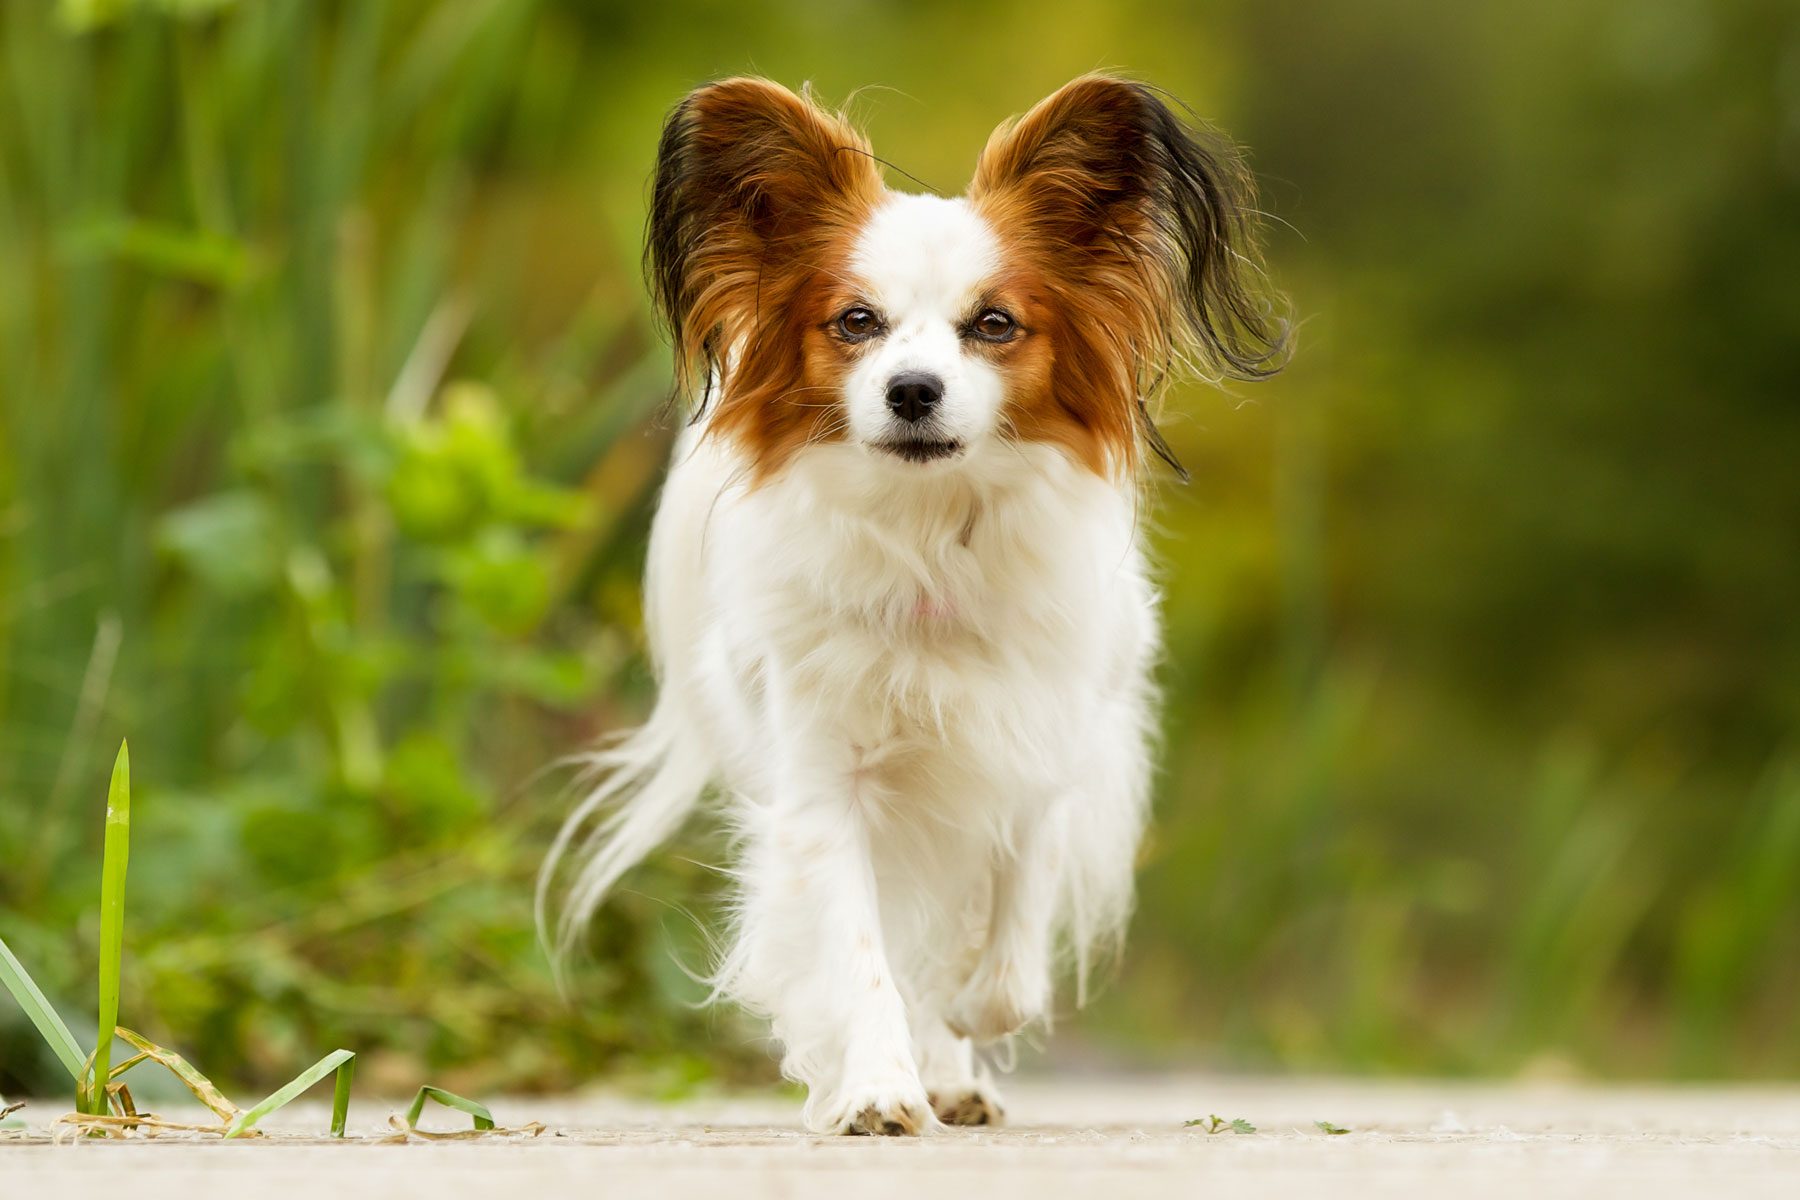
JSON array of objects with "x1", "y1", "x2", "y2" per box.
[{"x1": 541, "y1": 73, "x2": 1286, "y2": 1135}]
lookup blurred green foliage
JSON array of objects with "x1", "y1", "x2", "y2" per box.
[{"x1": 2, "y1": 0, "x2": 1797, "y2": 1096}]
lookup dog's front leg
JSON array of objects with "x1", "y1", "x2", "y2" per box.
[{"x1": 734, "y1": 715, "x2": 933, "y2": 1136}]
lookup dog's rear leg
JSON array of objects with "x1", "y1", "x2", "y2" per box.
[
  {"x1": 946, "y1": 805, "x2": 1060, "y2": 1043},
  {"x1": 912, "y1": 1008, "x2": 1005, "y2": 1126}
]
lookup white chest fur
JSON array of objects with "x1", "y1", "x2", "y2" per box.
[{"x1": 657, "y1": 437, "x2": 1156, "y2": 805}]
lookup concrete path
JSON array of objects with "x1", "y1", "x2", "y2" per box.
[{"x1": 6, "y1": 1074, "x2": 1798, "y2": 1198}]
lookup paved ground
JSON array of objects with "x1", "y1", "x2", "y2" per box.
[{"x1": 6, "y1": 1075, "x2": 1798, "y2": 1198}]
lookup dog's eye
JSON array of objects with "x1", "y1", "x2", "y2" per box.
[
  {"x1": 836, "y1": 307, "x2": 882, "y2": 341},
  {"x1": 970, "y1": 308, "x2": 1018, "y2": 342}
]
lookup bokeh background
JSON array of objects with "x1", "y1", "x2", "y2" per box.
[{"x1": 3, "y1": 0, "x2": 1798, "y2": 1100}]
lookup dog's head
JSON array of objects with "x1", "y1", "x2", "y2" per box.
[{"x1": 646, "y1": 75, "x2": 1287, "y2": 481}]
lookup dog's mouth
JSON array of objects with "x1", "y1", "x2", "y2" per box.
[{"x1": 873, "y1": 438, "x2": 964, "y2": 464}]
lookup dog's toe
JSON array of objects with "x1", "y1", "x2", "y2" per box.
[
  {"x1": 930, "y1": 1085, "x2": 1005, "y2": 1127},
  {"x1": 829, "y1": 1086, "x2": 934, "y2": 1136}
]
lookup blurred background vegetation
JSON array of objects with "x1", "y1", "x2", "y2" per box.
[{"x1": 3, "y1": 0, "x2": 1798, "y2": 1099}]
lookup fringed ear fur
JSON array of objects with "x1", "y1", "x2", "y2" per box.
[
  {"x1": 645, "y1": 78, "x2": 886, "y2": 412},
  {"x1": 971, "y1": 74, "x2": 1289, "y2": 476}
]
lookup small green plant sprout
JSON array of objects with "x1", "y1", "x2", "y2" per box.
[
  {"x1": 1315, "y1": 1120, "x2": 1352, "y2": 1135},
  {"x1": 1185, "y1": 1114, "x2": 1257, "y2": 1134},
  {"x1": 388, "y1": 1086, "x2": 545, "y2": 1140},
  {"x1": 406, "y1": 1086, "x2": 494, "y2": 1131}
]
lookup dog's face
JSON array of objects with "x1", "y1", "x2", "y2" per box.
[
  {"x1": 831, "y1": 194, "x2": 1016, "y2": 466},
  {"x1": 646, "y1": 76, "x2": 1284, "y2": 481}
]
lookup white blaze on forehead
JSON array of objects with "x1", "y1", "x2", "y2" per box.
[
  {"x1": 837, "y1": 193, "x2": 1010, "y2": 452},
  {"x1": 851, "y1": 193, "x2": 1000, "y2": 318}
]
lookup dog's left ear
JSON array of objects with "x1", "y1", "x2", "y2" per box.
[{"x1": 970, "y1": 75, "x2": 1288, "y2": 385}]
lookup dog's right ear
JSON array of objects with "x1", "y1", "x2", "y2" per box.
[{"x1": 646, "y1": 78, "x2": 885, "y2": 400}]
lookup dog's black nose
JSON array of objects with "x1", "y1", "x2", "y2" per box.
[{"x1": 885, "y1": 372, "x2": 944, "y2": 424}]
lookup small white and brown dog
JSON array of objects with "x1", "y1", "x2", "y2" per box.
[{"x1": 541, "y1": 74, "x2": 1285, "y2": 1135}]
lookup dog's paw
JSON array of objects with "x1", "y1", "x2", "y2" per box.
[
  {"x1": 929, "y1": 1083, "x2": 1005, "y2": 1127},
  {"x1": 820, "y1": 1080, "x2": 935, "y2": 1136},
  {"x1": 945, "y1": 961, "x2": 1048, "y2": 1043}
]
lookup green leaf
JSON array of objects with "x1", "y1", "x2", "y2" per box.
[
  {"x1": 1315, "y1": 1120, "x2": 1351, "y2": 1135},
  {"x1": 91, "y1": 741, "x2": 130, "y2": 1116},
  {"x1": 496, "y1": 478, "x2": 589, "y2": 530},
  {"x1": 56, "y1": 0, "x2": 134, "y2": 33},
  {"x1": 1185, "y1": 1113, "x2": 1256, "y2": 1135},
  {"x1": 1185, "y1": 1114, "x2": 1221, "y2": 1133},
  {"x1": 382, "y1": 733, "x2": 485, "y2": 829},
  {"x1": 156, "y1": 491, "x2": 282, "y2": 596},
  {"x1": 444, "y1": 527, "x2": 550, "y2": 634},
  {"x1": 403, "y1": 1085, "x2": 495, "y2": 1131},
  {"x1": 0, "y1": 936, "x2": 86, "y2": 1080},
  {"x1": 59, "y1": 0, "x2": 242, "y2": 32},
  {"x1": 58, "y1": 214, "x2": 251, "y2": 287},
  {"x1": 485, "y1": 646, "x2": 597, "y2": 707},
  {"x1": 224, "y1": 1049, "x2": 356, "y2": 1138},
  {"x1": 386, "y1": 446, "x2": 481, "y2": 541}
]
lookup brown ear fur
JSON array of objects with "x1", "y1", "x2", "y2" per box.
[
  {"x1": 971, "y1": 74, "x2": 1288, "y2": 477},
  {"x1": 645, "y1": 78, "x2": 885, "y2": 471}
]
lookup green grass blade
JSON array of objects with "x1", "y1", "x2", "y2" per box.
[
  {"x1": 0, "y1": 935, "x2": 87, "y2": 1079},
  {"x1": 404, "y1": 1085, "x2": 494, "y2": 1131},
  {"x1": 224, "y1": 1049, "x2": 355, "y2": 1139},
  {"x1": 331, "y1": 1054, "x2": 355, "y2": 1137},
  {"x1": 90, "y1": 740, "x2": 130, "y2": 1116}
]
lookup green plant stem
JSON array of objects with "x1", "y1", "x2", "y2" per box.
[{"x1": 90, "y1": 740, "x2": 130, "y2": 1116}]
